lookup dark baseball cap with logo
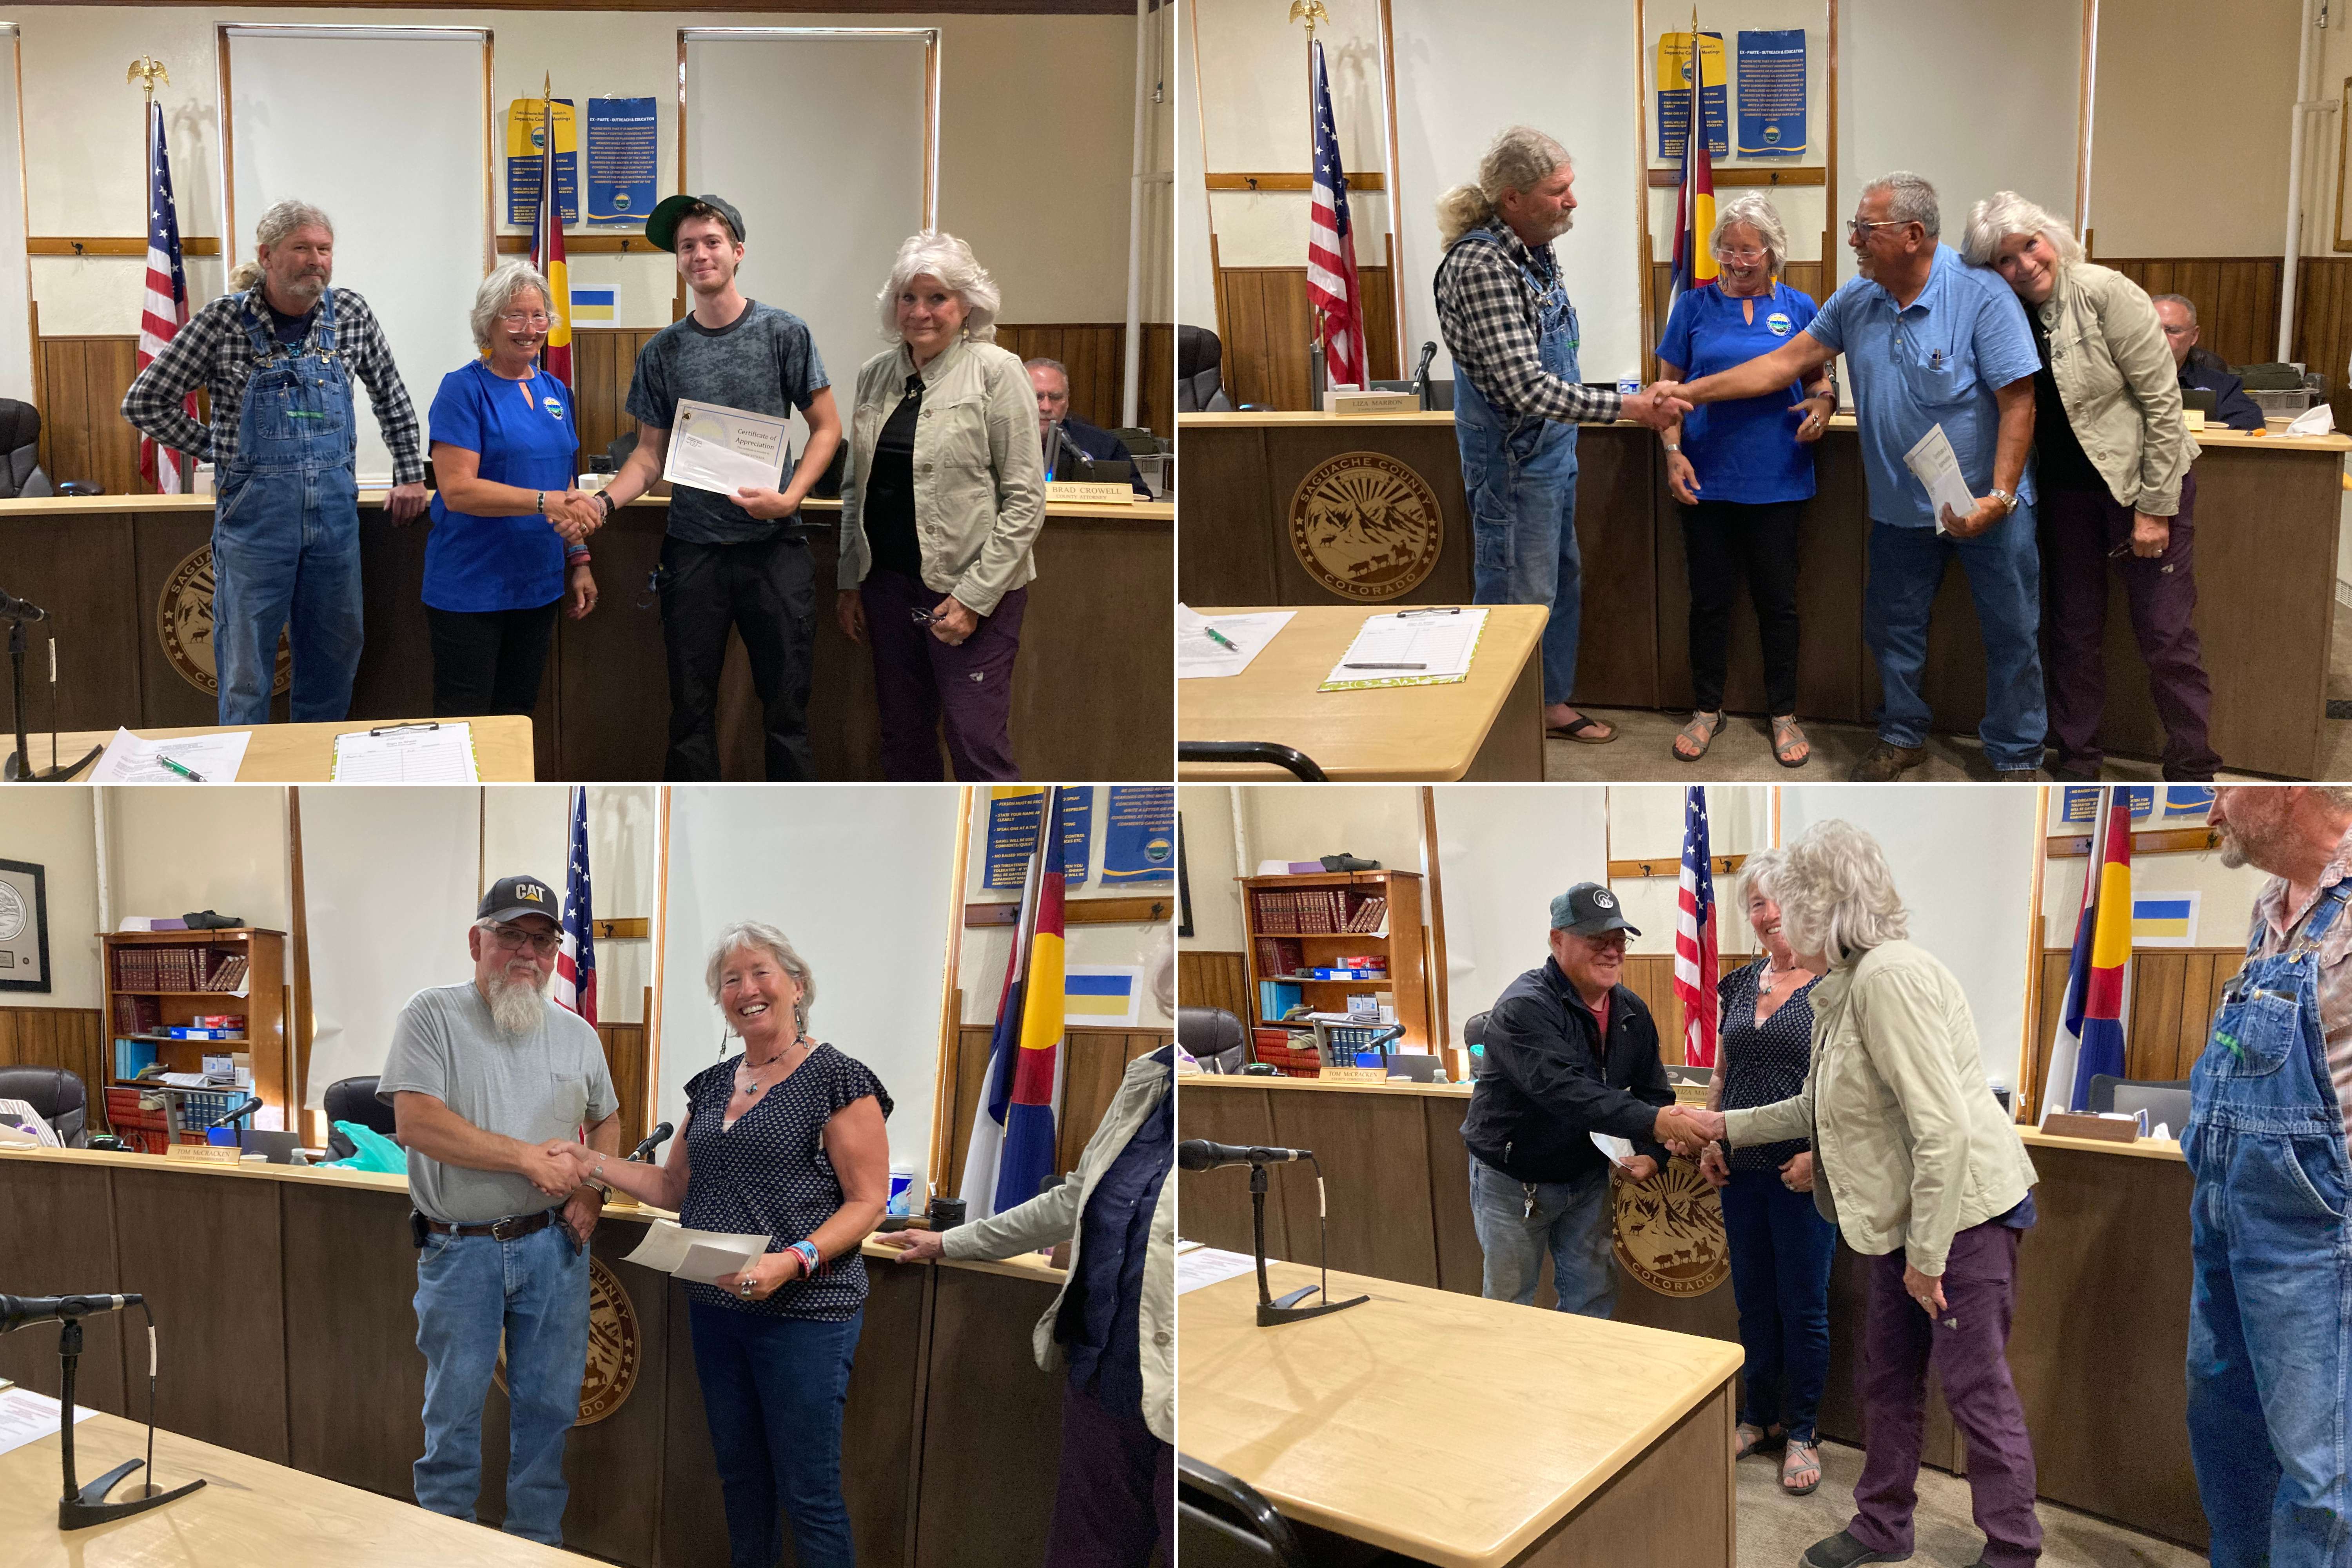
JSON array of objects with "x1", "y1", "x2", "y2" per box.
[
  {"x1": 646, "y1": 193, "x2": 746, "y2": 253},
  {"x1": 479, "y1": 875, "x2": 559, "y2": 925},
  {"x1": 1549, "y1": 881, "x2": 1640, "y2": 937}
]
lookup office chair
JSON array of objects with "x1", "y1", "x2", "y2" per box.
[
  {"x1": 2085, "y1": 1073, "x2": 2190, "y2": 1116},
  {"x1": 1178, "y1": 1005, "x2": 1250, "y2": 1073},
  {"x1": 1178, "y1": 741, "x2": 1330, "y2": 781},
  {"x1": 0, "y1": 1065, "x2": 89, "y2": 1146},
  {"x1": 1177, "y1": 325, "x2": 1236, "y2": 413},
  {"x1": 324, "y1": 1074, "x2": 400, "y2": 1160},
  {"x1": 0, "y1": 401, "x2": 52, "y2": 499},
  {"x1": 1179, "y1": 1453, "x2": 1308, "y2": 1568}
]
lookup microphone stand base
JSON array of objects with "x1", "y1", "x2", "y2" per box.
[
  {"x1": 5, "y1": 746, "x2": 102, "y2": 782},
  {"x1": 60, "y1": 1463, "x2": 206, "y2": 1530},
  {"x1": 1256, "y1": 1285, "x2": 1370, "y2": 1327}
]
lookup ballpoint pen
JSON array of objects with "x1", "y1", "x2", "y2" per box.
[
  {"x1": 1344, "y1": 662, "x2": 1426, "y2": 670},
  {"x1": 1202, "y1": 626, "x2": 1241, "y2": 652},
  {"x1": 154, "y1": 755, "x2": 205, "y2": 783}
]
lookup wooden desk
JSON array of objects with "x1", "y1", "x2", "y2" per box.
[
  {"x1": 0, "y1": 1145, "x2": 1070, "y2": 1568},
  {"x1": 1180, "y1": 1259, "x2": 1739, "y2": 1567},
  {"x1": 9, "y1": 713, "x2": 536, "y2": 782},
  {"x1": 0, "y1": 1410, "x2": 581, "y2": 1567},
  {"x1": 1177, "y1": 1075, "x2": 2208, "y2": 1552},
  {"x1": 1180, "y1": 410, "x2": 2350, "y2": 777},
  {"x1": 1179, "y1": 604, "x2": 1546, "y2": 780},
  {"x1": 0, "y1": 491, "x2": 1171, "y2": 782}
]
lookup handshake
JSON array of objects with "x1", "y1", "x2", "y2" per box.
[
  {"x1": 1654, "y1": 1104, "x2": 1726, "y2": 1160},
  {"x1": 520, "y1": 1138, "x2": 603, "y2": 1197},
  {"x1": 543, "y1": 489, "x2": 607, "y2": 545}
]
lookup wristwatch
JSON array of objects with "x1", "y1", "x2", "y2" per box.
[
  {"x1": 595, "y1": 490, "x2": 616, "y2": 521},
  {"x1": 1662, "y1": 441, "x2": 1682, "y2": 454},
  {"x1": 1988, "y1": 488, "x2": 2018, "y2": 517}
]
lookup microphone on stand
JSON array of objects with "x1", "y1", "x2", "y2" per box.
[
  {"x1": 0, "y1": 587, "x2": 48, "y2": 623},
  {"x1": 1409, "y1": 341, "x2": 1438, "y2": 409},
  {"x1": 207, "y1": 1096, "x2": 264, "y2": 1130},
  {"x1": 1176, "y1": 1143, "x2": 1368, "y2": 1327},
  {"x1": 1177, "y1": 1140, "x2": 1312, "y2": 1171},
  {"x1": 629, "y1": 1122, "x2": 675, "y2": 1162},
  {"x1": 0, "y1": 1293, "x2": 143, "y2": 1334},
  {"x1": 1053, "y1": 423, "x2": 1096, "y2": 475},
  {"x1": 2, "y1": 1287, "x2": 207, "y2": 1527}
]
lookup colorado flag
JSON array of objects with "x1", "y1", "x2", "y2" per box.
[{"x1": 2043, "y1": 789, "x2": 2133, "y2": 1118}]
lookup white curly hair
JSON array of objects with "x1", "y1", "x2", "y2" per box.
[
  {"x1": 1772, "y1": 820, "x2": 1910, "y2": 962},
  {"x1": 877, "y1": 230, "x2": 1000, "y2": 344},
  {"x1": 1960, "y1": 190, "x2": 2085, "y2": 269}
]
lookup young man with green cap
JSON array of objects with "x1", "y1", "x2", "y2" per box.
[
  {"x1": 590, "y1": 194, "x2": 843, "y2": 779},
  {"x1": 1459, "y1": 880, "x2": 1681, "y2": 1318}
]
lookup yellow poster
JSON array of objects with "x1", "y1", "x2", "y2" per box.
[
  {"x1": 1655, "y1": 32, "x2": 1728, "y2": 160},
  {"x1": 505, "y1": 98, "x2": 578, "y2": 227}
]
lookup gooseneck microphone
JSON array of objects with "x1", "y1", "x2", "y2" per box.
[
  {"x1": 1177, "y1": 1140, "x2": 1312, "y2": 1172},
  {"x1": 630, "y1": 1122, "x2": 675, "y2": 1162},
  {"x1": 1409, "y1": 340, "x2": 1438, "y2": 406},
  {"x1": 0, "y1": 1294, "x2": 143, "y2": 1334},
  {"x1": 1053, "y1": 423, "x2": 1096, "y2": 472},
  {"x1": 207, "y1": 1096, "x2": 264, "y2": 1129},
  {"x1": 0, "y1": 586, "x2": 48, "y2": 624}
]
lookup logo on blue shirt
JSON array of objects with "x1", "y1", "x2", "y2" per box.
[
  {"x1": 1766, "y1": 312, "x2": 1793, "y2": 338},
  {"x1": 543, "y1": 395, "x2": 564, "y2": 418}
]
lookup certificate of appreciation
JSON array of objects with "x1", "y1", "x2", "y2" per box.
[{"x1": 664, "y1": 399, "x2": 790, "y2": 496}]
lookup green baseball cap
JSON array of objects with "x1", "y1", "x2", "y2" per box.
[{"x1": 646, "y1": 193, "x2": 746, "y2": 253}]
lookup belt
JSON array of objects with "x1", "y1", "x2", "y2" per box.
[{"x1": 423, "y1": 1209, "x2": 559, "y2": 1242}]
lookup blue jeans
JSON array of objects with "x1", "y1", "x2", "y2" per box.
[
  {"x1": 690, "y1": 1301, "x2": 863, "y2": 1568},
  {"x1": 1864, "y1": 512, "x2": 2045, "y2": 770},
  {"x1": 212, "y1": 463, "x2": 366, "y2": 724},
  {"x1": 1465, "y1": 426, "x2": 1582, "y2": 706},
  {"x1": 412, "y1": 1220, "x2": 588, "y2": 1546},
  {"x1": 1721, "y1": 1168, "x2": 1838, "y2": 1443},
  {"x1": 1468, "y1": 1154, "x2": 1615, "y2": 1318}
]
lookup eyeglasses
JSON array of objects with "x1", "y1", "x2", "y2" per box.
[
  {"x1": 486, "y1": 924, "x2": 561, "y2": 955},
  {"x1": 1846, "y1": 218, "x2": 1909, "y2": 239},
  {"x1": 498, "y1": 312, "x2": 553, "y2": 328},
  {"x1": 1719, "y1": 247, "x2": 1769, "y2": 263}
]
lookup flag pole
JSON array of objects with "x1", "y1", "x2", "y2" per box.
[{"x1": 1292, "y1": 2, "x2": 1330, "y2": 400}]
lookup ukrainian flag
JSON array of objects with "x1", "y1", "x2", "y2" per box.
[
  {"x1": 1064, "y1": 970, "x2": 1137, "y2": 1019},
  {"x1": 570, "y1": 287, "x2": 615, "y2": 323},
  {"x1": 2133, "y1": 897, "x2": 2194, "y2": 944}
]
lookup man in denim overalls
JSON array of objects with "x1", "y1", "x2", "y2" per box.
[
  {"x1": 1433, "y1": 126, "x2": 1688, "y2": 746},
  {"x1": 2190, "y1": 786, "x2": 2352, "y2": 1568},
  {"x1": 123, "y1": 201, "x2": 428, "y2": 723}
]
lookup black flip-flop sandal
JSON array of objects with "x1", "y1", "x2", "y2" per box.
[{"x1": 1546, "y1": 712, "x2": 1619, "y2": 744}]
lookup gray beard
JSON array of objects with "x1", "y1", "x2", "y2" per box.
[{"x1": 486, "y1": 971, "x2": 548, "y2": 1036}]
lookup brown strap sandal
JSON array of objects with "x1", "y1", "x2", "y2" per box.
[
  {"x1": 1772, "y1": 715, "x2": 1812, "y2": 769},
  {"x1": 1673, "y1": 710, "x2": 1724, "y2": 763}
]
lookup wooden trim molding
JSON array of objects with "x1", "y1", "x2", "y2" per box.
[
  {"x1": 494, "y1": 233, "x2": 661, "y2": 254},
  {"x1": 1204, "y1": 171, "x2": 1387, "y2": 192},
  {"x1": 2046, "y1": 826, "x2": 2222, "y2": 859},
  {"x1": 962, "y1": 895, "x2": 1174, "y2": 928},
  {"x1": 1640, "y1": 167, "x2": 1824, "y2": 189},
  {"x1": 590, "y1": 918, "x2": 650, "y2": 940},
  {"x1": 29, "y1": 237, "x2": 221, "y2": 257},
  {"x1": 1608, "y1": 853, "x2": 1747, "y2": 880}
]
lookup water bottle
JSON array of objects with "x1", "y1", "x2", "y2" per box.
[
  {"x1": 887, "y1": 1163, "x2": 914, "y2": 1216},
  {"x1": 1617, "y1": 374, "x2": 1641, "y2": 397}
]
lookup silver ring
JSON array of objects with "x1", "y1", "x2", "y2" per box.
[{"x1": 739, "y1": 1278, "x2": 753, "y2": 1298}]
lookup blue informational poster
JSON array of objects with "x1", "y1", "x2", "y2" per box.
[
  {"x1": 584, "y1": 97, "x2": 657, "y2": 227},
  {"x1": 1102, "y1": 787, "x2": 1176, "y2": 884},
  {"x1": 985, "y1": 788, "x2": 1043, "y2": 890},
  {"x1": 1736, "y1": 30, "x2": 1808, "y2": 157},
  {"x1": 1061, "y1": 788, "x2": 1094, "y2": 887},
  {"x1": 2162, "y1": 786, "x2": 2216, "y2": 820},
  {"x1": 1656, "y1": 32, "x2": 1728, "y2": 160},
  {"x1": 2058, "y1": 787, "x2": 2100, "y2": 825}
]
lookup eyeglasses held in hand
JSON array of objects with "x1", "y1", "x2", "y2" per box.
[{"x1": 487, "y1": 924, "x2": 561, "y2": 955}]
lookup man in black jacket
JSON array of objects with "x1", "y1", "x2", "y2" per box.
[
  {"x1": 1462, "y1": 882, "x2": 1685, "y2": 1318},
  {"x1": 2152, "y1": 295, "x2": 2265, "y2": 432}
]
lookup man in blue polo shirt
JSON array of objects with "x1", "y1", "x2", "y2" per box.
[{"x1": 1658, "y1": 172, "x2": 2043, "y2": 781}]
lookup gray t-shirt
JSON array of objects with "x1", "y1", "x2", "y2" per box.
[
  {"x1": 377, "y1": 982, "x2": 619, "y2": 1224},
  {"x1": 624, "y1": 299, "x2": 829, "y2": 546}
]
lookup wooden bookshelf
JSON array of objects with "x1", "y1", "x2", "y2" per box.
[
  {"x1": 1238, "y1": 871, "x2": 1431, "y2": 1051},
  {"x1": 100, "y1": 928, "x2": 289, "y2": 1140}
]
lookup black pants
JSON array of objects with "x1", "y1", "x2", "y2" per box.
[
  {"x1": 658, "y1": 533, "x2": 816, "y2": 781},
  {"x1": 1681, "y1": 498, "x2": 1804, "y2": 715},
  {"x1": 425, "y1": 598, "x2": 561, "y2": 717}
]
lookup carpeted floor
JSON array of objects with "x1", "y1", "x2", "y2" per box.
[{"x1": 1734, "y1": 1440, "x2": 2205, "y2": 1568}]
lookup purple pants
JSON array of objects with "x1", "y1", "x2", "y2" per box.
[
  {"x1": 2038, "y1": 470, "x2": 2219, "y2": 779},
  {"x1": 859, "y1": 567, "x2": 1026, "y2": 782},
  {"x1": 1042, "y1": 1377, "x2": 1172, "y2": 1568},
  {"x1": 1849, "y1": 1221, "x2": 2042, "y2": 1568}
]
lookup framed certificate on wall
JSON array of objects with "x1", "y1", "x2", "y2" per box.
[{"x1": 0, "y1": 858, "x2": 49, "y2": 993}]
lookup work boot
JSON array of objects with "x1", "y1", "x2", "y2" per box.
[{"x1": 1847, "y1": 742, "x2": 1925, "y2": 782}]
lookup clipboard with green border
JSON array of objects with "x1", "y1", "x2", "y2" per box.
[{"x1": 1317, "y1": 610, "x2": 1490, "y2": 692}]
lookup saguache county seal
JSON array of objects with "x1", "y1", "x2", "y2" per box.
[
  {"x1": 160, "y1": 544, "x2": 292, "y2": 697},
  {"x1": 1288, "y1": 452, "x2": 1444, "y2": 600},
  {"x1": 1613, "y1": 1156, "x2": 1731, "y2": 1296},
  {"x1": 494, "y1": 1254, "x2": 641, "y2": 1425}
]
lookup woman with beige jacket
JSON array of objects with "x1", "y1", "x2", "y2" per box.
[
  {"x1": 1964, "y1": 192, "x2": 2215, "y2": 782},
  {"x1": 1664, "y1": 820, "x2": 2042, "y2": 1568},
  {"x1": 836, "y1": 230, "x2": 1047, "y2": 782}
]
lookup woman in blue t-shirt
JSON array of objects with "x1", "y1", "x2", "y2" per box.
[
  {"x1": 1654, "y1": 194, "x2": 1836, "y2": 768},
  {"x1": 420, "y1": 262, "x2": 600, "y2": 716}
]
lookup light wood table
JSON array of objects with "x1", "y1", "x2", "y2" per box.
[
  {"x1": 1180, "y1": 1259, "x2": 1740, "y2": 1567},
  {"x1": 8, "y1": 714, "x2": 535, "y2": 782},
  {"x1": 1179, "y1": 604, "x2": 1547, "y2": 781},
  {"x1": 0, "y1": 1410, "x2": 580, "y2": 1566}
]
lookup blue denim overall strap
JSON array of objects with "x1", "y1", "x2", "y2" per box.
[
  {"x1": 2181, "y1": 881, "x2": 2352, "y2": 1568},
  {"x1": 1450, "y1": 227, "x2": 1586, "y2": 706},
  {"x1": 210, "y1": 287, "x2": 366, "y2": 725}
]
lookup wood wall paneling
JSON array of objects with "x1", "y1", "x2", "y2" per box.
[
  {"x1": 2027, "y1": 946, "x2": 2240, "y2": 1114},
  {"x1": 0, "y1": 1156, "x2": 129, "y2": 1413},
  {"x1": 1210, "y1": 266, "x2": 1399, "y2": 410},
  {"x1": 597, "y1": 1018, "x2": 650, "y2": 1154},
  {"x1": 2292, "y1": 257, "x2": 2352, "y2": 430},
  {"x1": 913, "y1": 1267, "x2": 1069, "y2": 1568},
  {"x1": 1172, "y1": 1083, "x2": 1285, "y2": 1259},
  {"x1": 278, "y1": 1183, "x2": 426, "y2": 1498},
  {"x1": 993, "y1": 322, "x2": 1176, "y2": 437},
  {"x1": 0, "y1": 1007, "x2": 114, "y2": 1134},
  {"x1": 941, "y1": 1024, "x2": 1169, "y2": 1201},
  {"x1": 2100, "y1": 258, "x2": 2281, "y2": 375},
  {"x1": 1175, "y1": 949, "x2": 1250, "y2": 1024}
]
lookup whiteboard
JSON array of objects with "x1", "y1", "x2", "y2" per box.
[
  {"x1": 685, "y1": 31, "x2": 934, "y2": 455},
  {"x1": 659, "y1": 786, "x2": 960, "y2": 1195},
  {"x1": 221, "y1": 26, "x2": 491, "y2": 487}
]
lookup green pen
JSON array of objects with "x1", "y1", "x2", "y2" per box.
[
  {"x1": 154, "y1": 755, "x2": 206, "y2": 783},
  {"x1": 1202, "y1": 626, "x2": 1240, "y2": 652}
]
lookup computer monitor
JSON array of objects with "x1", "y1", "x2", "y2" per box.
[{"x1": 236, "y1": 1129, "x2": 305, "y2": 1163}]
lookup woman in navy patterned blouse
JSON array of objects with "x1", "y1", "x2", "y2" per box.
[
  {"x1": 1699, "y1": 849, "x2": 1837, "y2": 1496},
  {"x1": 578, "y1": 922, "x2": 891, "y2": 1568}
]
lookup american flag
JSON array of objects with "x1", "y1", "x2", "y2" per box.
[
  {"x1": 136, "y1": 100, "x2": 196, "y2": 493},
  {"x1": 555, "y1": 787, "x2": 597, "y2": 1025},
  {"x1": 1673, "y1": 786, "x2": 1719, "y2": 1069},
  {"x1": 1306, "y1": 39, "x2": 1368, "y2": 391}
]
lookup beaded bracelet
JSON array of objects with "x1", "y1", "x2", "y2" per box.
[{"x1": 788, "y1": 1240, "x2": 822, "y2": 1277}]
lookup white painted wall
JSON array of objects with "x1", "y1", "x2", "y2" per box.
[
  {"x1": 1428, "y1": 784, "x2": 1610, "y2": 1044},
  {"x1": 1176, "y1": 786, "x2": 1245, "y2": 953},
  {"x1": 1607, "y1": 784, "x2": 1771, "y2": 958},
  {"x1": 2043, "y1": 844, "x2": 2266, "y2": 950},
  {"x1": 1779, "y1": 785, "x2": 2041, "y2": 1093},
  {"x1": 479, "y1": 786, "x2": 659, "y2": 1025},
  {"x1": 105, "y1": 786, "x2": 294, "y2": 993},
  {"x1": 0, "y1": 786, "x2": 102, "y2": 1009}
]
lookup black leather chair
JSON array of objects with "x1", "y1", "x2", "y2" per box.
[
  {"x1": 1177, "y1": 325, "x2": 1236, "y2": 413},
  {"x1": 324, "y1": 1074, "x2": 400, "y2": 1160},
  {"x1": 0, "y1": 400, "x2": 53, "y2": 499},
  {"x1": 0, "y1": 1065, "x2": 89, "y2": 1146},
  {"x1": 1177, "y1": 741, "x2": 1329, "y2": 781},
  {"x1": 1178, "y1": 1453, "x2": 1308, "y2": 1567},
  {"x1": 1178, "y1": 1005, "x2": 1249, "y2": 1073}
]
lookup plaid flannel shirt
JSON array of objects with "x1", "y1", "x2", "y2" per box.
[
  {"x1": 1434, "y1": 226, "x2": 1621, "y2": 426},
  {"x1": 119, "y1": 287, "x2": 426, "y2": 485}
]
